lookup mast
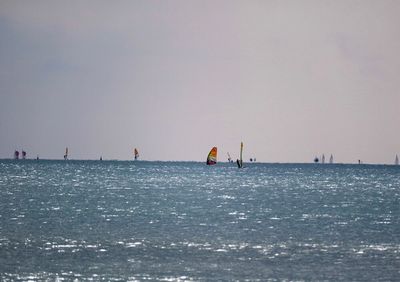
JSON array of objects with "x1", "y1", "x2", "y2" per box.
[
  {"x1": 240, "y1": 142, "x2": 243, "y2": 167},
  {"x1": 237, "y1": 142, "x2": 243, "y2": 168}
]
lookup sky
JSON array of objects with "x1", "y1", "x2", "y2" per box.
[{"x1": 0, "y1": 1, "x2": 399, "y2": 163}]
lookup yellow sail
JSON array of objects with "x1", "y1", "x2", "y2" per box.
[{"x1": 206, "y1": 147, "x2": 217, "y2": 165}]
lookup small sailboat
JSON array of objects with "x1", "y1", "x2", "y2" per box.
[
  {"x1": 64, "y1": 147, "x2": 68, "y2": 160},
  {"x1": 395, "y1": 155, "x2": 399, "y2": 165},
  {"x1": 134, "y1": 148, "x2": 139, "y2": 160},
  {"x1": 206, "y1": 147, "x2": 217, "y2": 165},
  {"x1": 237, "y1": 142, "x2": 243, "y2": 168},
  {"x1": 321, "y1": 154, "x2": 325, "y2": 164},
  {"x1": 329, "y1": 154, "x2": 333, "y2": 164}
]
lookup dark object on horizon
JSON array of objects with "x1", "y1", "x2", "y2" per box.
[
  {"x1": 22, "y1": 150, "x2": 26, "y2": 159},
  {"x1": 100, "y1": 156, "x2": 103, "y2": 161},
  {"x1": 358, "y1": 160, "x2": 361, "y2": 164},
  {"x1": 64, "y1": 147, "x2": 68, "y2": 160},
  {"x1": 250, "y1": 158, "x2": 253, "y2": 162},
  {"x1": 14, "y1": 150, "x2": 19, "y2": 159},
  {"x1": 36, "y1": 155, "x2": 39, "y2": 160},
  {"x1": 314, "y1": 157, "x2": 319, "y2": 163}
]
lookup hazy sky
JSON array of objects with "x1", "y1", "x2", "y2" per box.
[{"x1": 1, "y1": 1, "x2": 399, "y2": 163}]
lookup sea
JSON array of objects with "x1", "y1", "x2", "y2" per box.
[{"x1": 0, "y1": 160, "x2": 399, "y2": 281}]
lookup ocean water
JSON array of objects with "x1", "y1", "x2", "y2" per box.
[{"x1": 0, "y1": 160, "x2": 399, "y2": 281}]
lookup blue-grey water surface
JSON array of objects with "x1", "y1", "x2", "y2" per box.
[{"x1": 0, "y1": 160, "x2": 399, "y2": 281}]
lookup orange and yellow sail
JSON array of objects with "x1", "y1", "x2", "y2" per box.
[{"x1": 206, "y1": 147, "x2": 217, "y2": 165}]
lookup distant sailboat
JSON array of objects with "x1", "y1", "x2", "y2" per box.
[
  {"x1": 134, "y1": 148, "x2": 139, "y2": 160},
  {"x1": 206, "y1": 147, "x2": 217, "y2": 165},
  {"x1": 329, "y1": 154, "x2": 333, "y2": 164},
  {"x1": 395, "y1": 155, "x2": 399, "y2": 165},
  {"x1": 22, "y1": 150, "x2": 26, "y2": 159},
  {"x1": 237, "y1": 142, "x2": 243, "y2": 168},
  {"x1": 321, "y1": 154, "x2": 325, "y2": 164},
  {"x1": 64, "y1": 147, "x2": 68, "y2": 160},
  {"x1": 14, "y1": 150, "x2": 19, "y2": 159}
]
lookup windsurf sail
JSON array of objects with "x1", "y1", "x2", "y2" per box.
[
  {"x1": 237, "y1": 142, "x2": 243, "y2": 168},
  {"x1": 395, "y1": 155, "x2": 399, "y2": 165},
  {"x1": 321, "y1": 154, "x2": 325, "y2": 164},
  {"x1": 134, "y1": 148, "x2": 139, "y2": 160},
  {"x1": 329, "y1": 154, "x2": 333, "y2": 164},
  {"x1": 227, "y1": 152, "x2": 232, "y2": 162},
  {"x1": 206, "y1": 147, "x2": 217, "y2": 165},
  {"x1": 22, "y1": 150, "x2": 26, "y2": 159},
  {"x1": 14, "y1": 150, "x2": 19, "y2": 159},
  {"x1": 64, "y1": 147, "x2": 68, "y2": 160}
]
